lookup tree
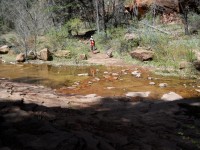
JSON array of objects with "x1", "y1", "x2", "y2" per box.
[
  {"x1": 2, "y1": 0, "x2": 52, "y2": 57},
  {"x1": 179, "y1": 0, "x2": 200, "y2": 35}
]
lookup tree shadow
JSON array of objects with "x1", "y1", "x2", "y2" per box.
[{"x1": 0, "y1": 96, "x2": 200, "y2": 150}]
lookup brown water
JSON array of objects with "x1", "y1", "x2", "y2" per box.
[{"x1": 0, "y1": 63, "x2": 200, "y2": 99}]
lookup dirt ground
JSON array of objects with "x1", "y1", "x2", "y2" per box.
[{"x1": 85, "y1": 52, "x2": 128, "y2": 66}]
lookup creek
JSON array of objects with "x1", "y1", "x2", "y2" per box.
[{"x1": 0, "y1": 63, "x2": 199, "y2": 100}]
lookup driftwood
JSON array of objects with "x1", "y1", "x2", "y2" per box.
[{"x1": 140, "y1": 21, "x2": 172, "y2": 35}]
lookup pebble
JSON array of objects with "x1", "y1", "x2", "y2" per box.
[
  {"x1": 135, "y1": 73, "x2": 141, "y2": 78},
  {"x1": 106, "y1": 87, "x2": 115, "y2": 90},
  {"x1": 159, "y1": 83, "x2": 168, "y2": 88},
  {"x1": 131, "y1": 71, "x2": 141, "y2": 78},
  {"x1": 74, "y1": 82, "x2": 80, "y2": 85},
  {"x1": 131, "y1": 71, "x2": 139, "y2": 76},
  {"x1": 112, "y1": 73, "x2": 119, "y2": 76},
  {"x1": 78, "y1": 73, "x2": 88, "y2": 76},
  {"x1": 149, "y1": 82, "x2": 155, "y2": 85},
  {"x1": 94, "y1": 77, "x2": 100, "y2": 81},
  {"x1": 88, "y1": 81, "x2": 92, "y2": 84},
  {"x1": 67, "y1": 87, "x2": 76, "y2": 89},
  {"x1": 147, "y1": 77, "x2": 153, "y2": 80}
]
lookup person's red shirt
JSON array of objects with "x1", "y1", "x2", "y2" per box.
[{"x1": 90, "y1": 40, "x2": 95, "y2": 46}]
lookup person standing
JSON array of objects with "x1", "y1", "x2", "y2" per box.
[{"x1": 90, "y1": 36, "x2": 95, "y2": 53}]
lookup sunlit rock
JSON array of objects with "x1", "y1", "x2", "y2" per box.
[
  {"x1": 126, "y1": 91, "x2": 151, "y2": 98},
  {"x1": 149, "y1": 82, "x2": 155, "y2": 85},
  {"x1": 0, "y1": 45, "x2": 10, "y2": 54},
  {"x1": 161, "y1": 92, "x2": 183, "y2": 101},
  {"x1": 78, "y1": 73, "x2": 88, "y2": 76},
  {"x1": 159, "y1": 83, "x2": 168, "y2": 88},
  {"x1": 37, "y1": 48, "x2": 52, "y2": 61},
  {"x1": 16, "y1": 53, "x2": 25, "y2": 62},
  {"x1": 130, "y1": 47, "x2": 154, "y2": 61},
  {"x1": 106, "y1": 87, "x2": 115, "y2": 90},
  {"x1": 179, "y1": 61, "x2": 190, "y2": 70}
]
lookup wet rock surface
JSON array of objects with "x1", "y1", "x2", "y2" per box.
[{"x1": 0, "y1": 79, "x2": 200, "y2": 150}]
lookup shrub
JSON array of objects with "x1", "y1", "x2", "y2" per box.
[
  {"x1": 46, "y1": 25, "x2": 68, "y2": 50},
  {"x1": 66, "y1": 18, "x2": 83, "y2": 35}
]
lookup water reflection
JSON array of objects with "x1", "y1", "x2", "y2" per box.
[{"x1": 0, "y1": 63, "x2": 200, "y2": 99}]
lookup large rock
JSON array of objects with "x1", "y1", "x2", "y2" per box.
[
  {"x1": 179, "y1": 61, "x2": 191, "y2": 70},
  {"x1": 130, "y1": 48, "x2": 154, "y2": 61},
  {"x1": 0, "y1": 45, "x2": 10, "y2": 54},
  {"x1": 37, "y1": 48, "x2": 52, "y2": 61},
  {"x1": 16, "y1": 53, "x2": 25, "y2": 62},
  {"x1": 54, "y1": 50, "x2": 71, "y2": 58},
  {"x1": 161, "y1": 92, "x2": 183, "y2": 101}
]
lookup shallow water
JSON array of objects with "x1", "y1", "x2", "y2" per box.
[{"x1": 0, "y1": 63, "x2": 200, "y2": 99}]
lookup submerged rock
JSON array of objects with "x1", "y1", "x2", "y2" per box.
[
  {"x1": 159, "y1": 83, "x2": 168, "y2": 88},
  {"x1": 126, "y1": 91, "x2": 151, "y2": 98}
]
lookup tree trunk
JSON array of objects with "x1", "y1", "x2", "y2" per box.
[
  {"x1": 183, "y1": 11, "x2": 189, "y2": 35},
  {"x1": 95, "y1": 0, "x2": 100, "y2": 34}
]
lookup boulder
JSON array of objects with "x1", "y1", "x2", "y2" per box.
[
  {"x1": 54, "y1": 50, "x2": 71, "y2": 58},
  {"x1": 16, "y1": 53, "x2": 25, "y2": 62},
  {"x1": 106, "y1": 50, "x2": 113, "y2": 58},
  {"x1": 161, "y1": 92, "x2": 183, "y2": 101},
  {"x1": 0, "y1": 45, "x2": 10, "y2": 54},
  {"x1": 37, "y1": 48, "x2": 52, "y2": 61},
  {"x1": 179, "y1": 61, "x2": 191, "y2": 70},
  {"x1": 130, "y1": 48, "x2": 154, "y2": 61}
]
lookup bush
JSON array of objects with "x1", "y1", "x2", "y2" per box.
[
  {"x1": 66, "y1": 18, "x2": 83, "y2": 35},
  {"x1": 46, "y1": 25, "x2": 68, "y2": 50},
  {"x1": 188, "y1": 13, "x2": 200, "y2": 33}
]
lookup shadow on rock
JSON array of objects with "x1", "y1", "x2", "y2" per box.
[{"x1": 0, "y1": 96, "x2": 200, "y2": 150}]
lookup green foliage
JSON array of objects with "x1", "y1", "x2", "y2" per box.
[
  {"x1": 94, "y1": 27, "x2": 139, "y2": 54},
  {"x1": 66, "y1": 18, "x2": 83, "y2": 35},
  {"x1": 188, "y1": 13, "x2": 200, "y2": 33},
  {"x1": 46, "y1": 25, "x2": 68, "y2": 50}
]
